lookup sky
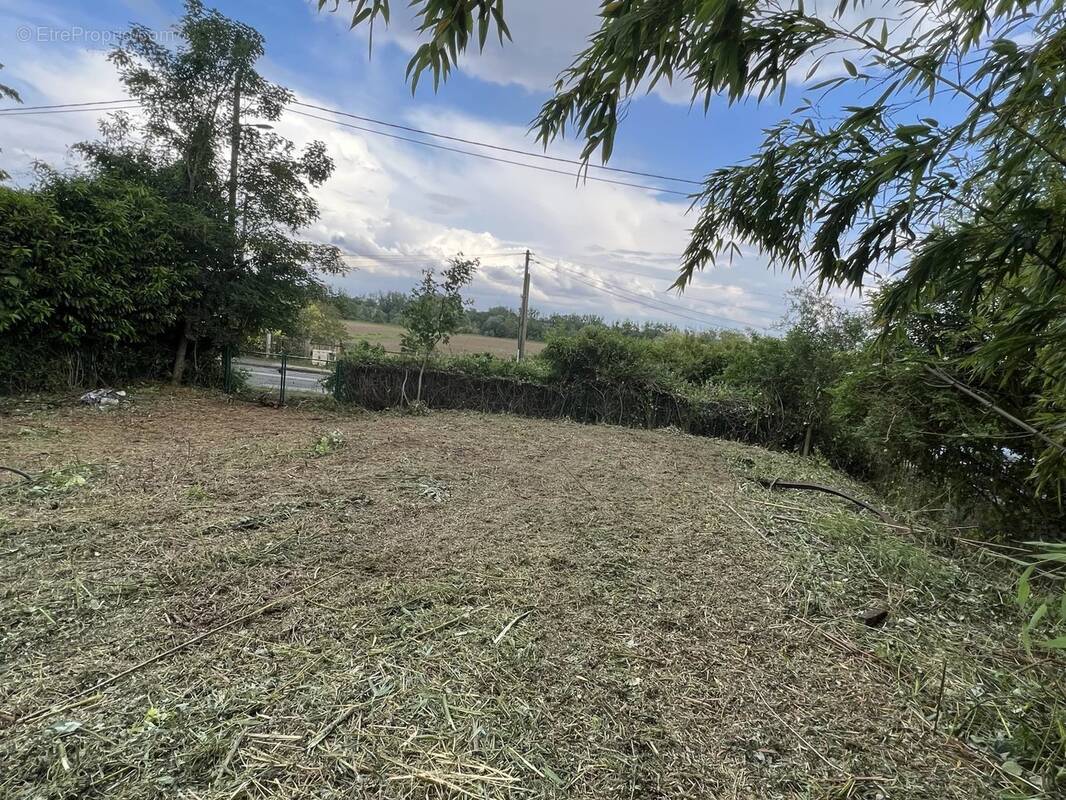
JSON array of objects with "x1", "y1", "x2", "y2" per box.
[{"x1": 0, "y1": 0, "x2": 877, "y2": 334}]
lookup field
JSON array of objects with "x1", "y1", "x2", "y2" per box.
[
  {"x1": 0, "y1": 390, "x2": 1060, "y2": 798},
  {"x1": 344, "y1": 320, "x2": 546, "y2": 358}
]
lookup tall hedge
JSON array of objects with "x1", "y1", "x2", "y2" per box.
[{"x1": 0, "y1": 175, "x2": 203, "y2": 391}]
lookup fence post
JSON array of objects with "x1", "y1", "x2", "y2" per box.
[
  {"x1": 222, "y1": 345, "x2": 232, "y2": 393},
  {"x1": 279, "y1": 351, "x2": 288, "y2": 406},
  {"x1": 333, "y1": 358, "x2": 342, "y2": 401}
]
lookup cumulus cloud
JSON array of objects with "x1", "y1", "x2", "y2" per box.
[
  {"x1": 278, "y1": 96, "x2": 797, "y2": 331},
  {"x1": 0, "y1": 25, "x2": 808, "y2": 331}
]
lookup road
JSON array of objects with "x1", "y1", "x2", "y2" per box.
[{"x1": 233, "y1": 358, "x2": 331, "y2": 396}]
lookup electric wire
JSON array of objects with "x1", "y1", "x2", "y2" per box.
[
  {"x1": 0, "y1": 98, "x2": 695, "y2": 196},
  {"x1": 291, "y1": 100, "x2": 703, "y2": 186},
  {"x1": 0, "y1": 99, "x2": 774, "y2": 329},
  {"x1": 554, "y1": 263, "x2": 768, "y2": 331},
  {"x1": 0, "y1": 99, "x2": 137, "y2": 112},
  {"x1": 0, "y1": 103, "x2": 139, "y2": 117},
  {"x1": 288, "y1": 108, "x2": 691, "y2": 196},
  {"x1": 2, "y1": 98, "x2": 703, "y2": 186}
]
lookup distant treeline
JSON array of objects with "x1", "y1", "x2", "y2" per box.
[{"x1": 326, "y1": 290, "x2": 685, "y2": 341}]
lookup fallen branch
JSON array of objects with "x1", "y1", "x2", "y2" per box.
[{"x1": 752, "y1": 477, "x2": 892, "y2": 523}]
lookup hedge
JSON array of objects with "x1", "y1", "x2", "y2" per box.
[{"x1": 333, "y1": 359, "x2": 771, "y2": 443}]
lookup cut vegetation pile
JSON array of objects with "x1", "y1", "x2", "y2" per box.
[{"x1": 0, "y1": 390, "x2": 1062, "y2": 798}]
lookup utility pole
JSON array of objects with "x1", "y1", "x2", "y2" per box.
[
  {"x1": 516, "y1": 249, "x2": 532, "y2": 361},
  {"x1": 227, "y1": 51, "x2": 244, "y2": 229}
]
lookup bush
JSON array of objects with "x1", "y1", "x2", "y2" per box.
[
  {"x1": 0, "y1": 173, "x2": 203, "y2": 393},
  {"x1": 541, "y1": 326, "x2": 664, "y2": 386}
]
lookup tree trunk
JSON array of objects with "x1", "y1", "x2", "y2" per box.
[
  {"x1": 416, "y1": 358, "x2": 427, "y2": 404},
  {"x1": 171, "y1": 319, "x2": 192, "y2": 386}
]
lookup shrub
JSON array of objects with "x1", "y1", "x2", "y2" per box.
[{"x1": 540, "y1": 326, "x2": 663, "y2": 386}]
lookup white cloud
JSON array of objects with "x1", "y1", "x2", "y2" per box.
[
  {"x1": 0, "y1": 35, "x2": 803, "y2": 331},
  {"x1": 281, "y1": 97, "x2": 803, "y2": 330},
  {"x1": 0, "y1": 47, "x2": 129, "y2": 182}
]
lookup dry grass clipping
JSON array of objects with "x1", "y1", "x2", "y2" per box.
[{"x1": 0, "y1": 388, "x2": 1061, "y2": 799}]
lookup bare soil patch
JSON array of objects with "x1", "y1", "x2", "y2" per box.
[{"x1": 0, "y1": 389, "x2": 1058, "y2": 798}]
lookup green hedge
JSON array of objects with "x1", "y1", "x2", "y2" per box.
[{"x1": 333, "y1": 353, "x2": 771, "y2": 443}]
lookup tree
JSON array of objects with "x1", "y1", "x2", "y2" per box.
[
  {"x1": 831, "y1": 285, "x2": 1065, "y2": 531},
  {"x1": 0, "y1": 173, "x2": 202, "y2": 390},
  {"x1": 291, "y1": 300, "x2": 350, "y2": 351},
  {"x1": 400, "y1": 255, "x2": 478, "y2": 402},
  {"x1": 722, "y1": 290, "x2": 867, "y2": 458},
  {"x1": 94, "y1": 0, "x2": 341, "y2": 384}
]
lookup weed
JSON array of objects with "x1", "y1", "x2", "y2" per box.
[
  {"x1": 25, "y1": 463, "x2": 94, "y2": 497},
  {"x1": 311, "y1": 429, "x2": 345, "y2": 457}
]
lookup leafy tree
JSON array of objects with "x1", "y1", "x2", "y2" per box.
[
  {"x1": 722, "y1": 290, "x2": 867, "y2": 458},
  {"x1": 290, "y1": 300, "x2": 350, "y2": 350},
  {"x1": 91, "y1": 0, "x2": 341, "y2": 384},
  {"x1": 400, "y1": 254, "x2": 478, "y2": 402},
  {"x1": 541, "y1": 325, "x2": 662, "y2": 386},
  {"x1": 648, "y1": 329, "x2": 753, "y2": 386},
  {"x1": 0, "y1": 173, "x2": 201, "y2": 390}
]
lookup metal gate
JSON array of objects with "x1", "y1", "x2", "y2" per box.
[{"x1": 223, "y1": 347, "x2": 336, "y2": 404}]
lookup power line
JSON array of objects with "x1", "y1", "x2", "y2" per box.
[
  {"x1": 338, "y1": 250, "x2": 526, "y2": 260},
  {"x1": 550, "y1": 257, "x2": 790, "y2": 302},
  {"x1": 292, "y1": 100, "x2": 703, "y2": 186},
  {"x1": 0, "y1": 98, "x2": 695, "y2": 196},
  {"x1": 562, "y1": 265, "x2": 769, "y2": 331},
  {"x1": 552, "y1": 268, "x2": 750, "y2": 331},
  {"x1": 288, "y1": 108, "x2": 691, "y2": 197},
  {"x1": 0, "y1": 99, "x2": 136, "y2": 112},
  {"x1": 0, "y1": 103, "x2": 138, "y2": 117}
]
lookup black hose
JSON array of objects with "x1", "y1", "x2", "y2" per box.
[
  {"x1": 0, "y1": 465, "x2": 33, "y2": 482},
  {"x1": 753, "y1": 476, "x2": 892, "y2": 523}
]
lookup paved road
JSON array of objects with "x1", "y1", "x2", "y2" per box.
[{"x1": 233, "y1": 358, "x2": 331, "y2": 396}]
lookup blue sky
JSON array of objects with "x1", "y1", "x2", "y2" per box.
[{"x1": 0, "y1": 0, "x2": 876, "y2": 332}]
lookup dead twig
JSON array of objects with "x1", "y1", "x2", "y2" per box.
[
  {"x1": 721, "y1": 499, "x2": 777, "y2": 548},
  {"x1": 307, "y1": 705, "x2": 359, "y2": 751}
]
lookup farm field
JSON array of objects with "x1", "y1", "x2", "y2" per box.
[
  {"x1": 344, "y1": 320, "x2": 546, "y2": 358},
  {"x1": 0, "y1": 390, "x2": 1057, "y2": 798}
]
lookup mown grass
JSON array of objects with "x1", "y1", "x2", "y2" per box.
[{"x1": 0, "y1": 389, "x2": 1062, "y2": 798}]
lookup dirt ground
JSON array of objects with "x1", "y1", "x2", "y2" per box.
[
  {"x1": 0, "y1": 389, "x2": 1059, "y2": 798},
  {"x1": 344, "y1": 321, "x2": 546, "y2": 358}
]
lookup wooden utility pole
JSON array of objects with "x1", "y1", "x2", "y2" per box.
[
  {"x1": 227, "y1": 53, "x2": 244, "y2": 228},
  {"x1": 516, "y1": 249, "x2": 532, "y2": 361}
]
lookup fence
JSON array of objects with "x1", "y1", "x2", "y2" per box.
[{"x1": 224, "y1": 348, "x2": 335, "y2": 404}]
